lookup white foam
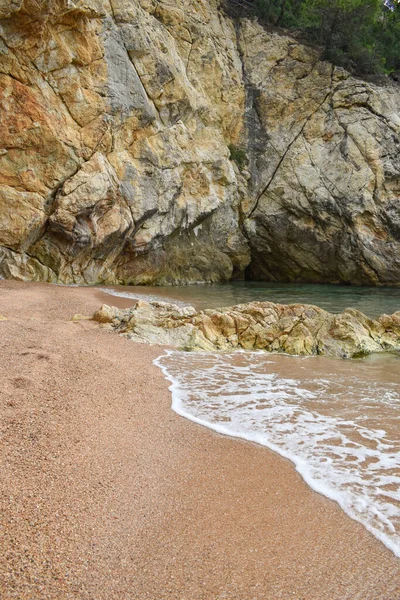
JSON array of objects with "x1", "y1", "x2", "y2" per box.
[
  {"x1": 99, "y1": 287, "x2": 189, "y2": 307},
  {"x1": 53, "y1": 282, "x2": 82, "y2": 287},
  {"x1": 154, "y1": 350, "x2": 400, "y2": 558}
]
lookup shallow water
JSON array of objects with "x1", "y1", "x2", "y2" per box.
[
  {"x1": 100, "y1": 280, "x2": 400, "y2": 557},
  {"x1": 101, "y1": 281, "x2": 400, "y2": 318},
  {"x1": 155, "y1": 350, "x2": 400, "y2": 558}
]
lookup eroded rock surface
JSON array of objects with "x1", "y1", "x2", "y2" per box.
[
  {"x1": 0, "y1": 0, "x2": 248, "y2": 284},
  {"x1": 240, "y1": 22, "x2": 400, "y2": 285},
  {"x1": 92, "y1": 300, "x2": 400, "y2": 358},
  {"x1": 0, "y1": 1, "x2": 399, "y2": 285}
]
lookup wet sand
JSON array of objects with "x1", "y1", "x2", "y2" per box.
[{"x1": 0, "y1": 280, "x2": 399, "y2": 599}]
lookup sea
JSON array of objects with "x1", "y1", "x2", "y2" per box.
[{"x1": 101, "y1": 281, "x2": 400, "y2": 558}]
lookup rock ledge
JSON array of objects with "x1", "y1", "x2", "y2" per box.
[{"x1": 92, "y1": 300, "x2": 400, "y2": 358}]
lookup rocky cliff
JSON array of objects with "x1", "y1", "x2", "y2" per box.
[{"x1": 1, "y1": 0, "x2": 399, "y2": 285}]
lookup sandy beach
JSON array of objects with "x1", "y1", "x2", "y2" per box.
[{"x1": 0, "y1": 280, "x2": 399, "y2": 600}]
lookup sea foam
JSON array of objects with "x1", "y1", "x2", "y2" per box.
[
  {"x1": 99, "y1": 287, "x2": 189, "y2": 307},
  {"x1": 154, "y1": 350, "x2": 400, "y2": 558}
]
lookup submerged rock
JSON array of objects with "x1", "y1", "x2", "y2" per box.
[{"x1": 92, "y1": 301, "x2": 400, "y2": 358}]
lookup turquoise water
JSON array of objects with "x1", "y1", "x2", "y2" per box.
[{"x1": 102, "y1": 281, "x2": 400, "y2": 318}]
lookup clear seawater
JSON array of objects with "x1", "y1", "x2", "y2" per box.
[
  {"x1": 100, "y1": 281, "x2": 400, "y2": 318},
  {"x1": 155, "y1": 350, "x2": 400, "y2": 558},
  {"x1": 101, "y1": 281, "x2": 400, "y2": 557}
]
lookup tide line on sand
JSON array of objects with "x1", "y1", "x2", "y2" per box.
[{"x1": 154, "y1": 349, "x2": 400, "y2": 559}]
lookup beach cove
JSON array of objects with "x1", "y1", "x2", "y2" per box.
[{"x1": 0, "y1": 280, "x2": 399, "y2": 599}]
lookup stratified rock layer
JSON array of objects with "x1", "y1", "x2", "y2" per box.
[
  {"x1": 92, "y1": 300, "x2": 400, "y2": 358},
  {"x1": 1, "y1": 0, "x2": 400, "y2": 285}
]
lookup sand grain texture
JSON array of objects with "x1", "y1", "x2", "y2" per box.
[{"x1": 0, "y1": 281, "x2": 399, "y2": 599}]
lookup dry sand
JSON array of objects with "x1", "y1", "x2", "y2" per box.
[{"x1": 0, "y1": 279, "x2": 399, "y2": 600}]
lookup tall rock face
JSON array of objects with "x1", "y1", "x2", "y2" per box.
[
  {"x1": 0, "y1": 0, "x2": 250, "y2": 284},
  {"x1": 0, "y1": 0, "x2": 399, "y2": 285},
  {"x1": 240, "y1": 22, "x2": 400, "y2": 285}
]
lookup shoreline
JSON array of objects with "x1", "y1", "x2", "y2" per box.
[{"x1": 0, "y1": 280, "x2": 399, "y2": 599}]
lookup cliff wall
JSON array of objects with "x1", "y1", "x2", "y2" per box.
[{"x1": 0, "y1": 0, "x2": 399, "y2": 285}]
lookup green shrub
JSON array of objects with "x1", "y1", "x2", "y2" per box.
[
  {"x1": 224, "y1": 0, "x2": 400, "y2": 76},
  {"x1": 228, "y1": 144, "x2": 248, "y2": 170}
]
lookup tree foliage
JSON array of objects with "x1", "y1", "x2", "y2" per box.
[
  {"x1": 226, "y1": 0, "x2": 400, "y2": 75},
  {"x1": 374, "y1": 1, "x2": 400, "y2": 72},
  {"x1": 301, "y1": 0, "x2": 382, "y2": 72},
  {"x1": 253, "y1": 0, "x2": 303, "y2": 26}
]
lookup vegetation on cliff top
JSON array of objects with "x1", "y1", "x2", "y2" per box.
[{"x1": 226, "y1": 0, "x2": 400, "y2": 75}]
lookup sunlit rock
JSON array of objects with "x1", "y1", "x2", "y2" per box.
[{"x1": 92, "y1": 301, "x2": 400, "y2": 358}]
